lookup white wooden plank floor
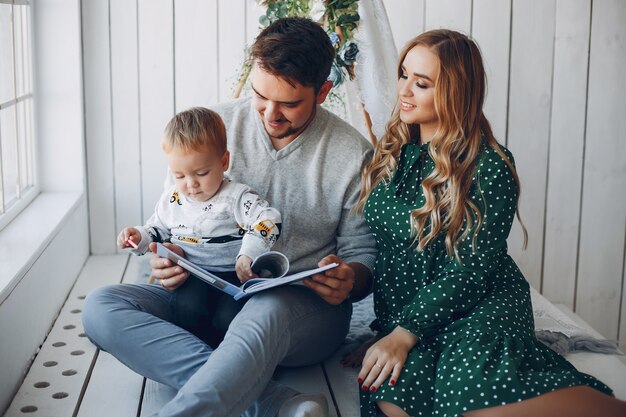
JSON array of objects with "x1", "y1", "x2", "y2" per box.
[
  {"x1": 4, "y1": 255, "x2": 128, "y2": 417},
  {"x1": 3, "y1": 255, "x2": 358, "y2": 417},
  {"x1": 6, "y1": 254, "x2": 626, "y2": 417}
]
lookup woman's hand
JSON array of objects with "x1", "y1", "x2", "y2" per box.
[
  {"x1": 302, "y1": 255, "x2": 356, "y2": 305},
  {"x1": 148, "y1": 242, "x2": 189, "y2": 290},
  {"x1": 358, "y1": 326, "x2": 418, "y2": 392},
  {"x1": 235, "y1": 255, "x2": 257, "y2": 283},
  {"x1": 341, "y1": 333, "x2": 383, "y2": 368}
]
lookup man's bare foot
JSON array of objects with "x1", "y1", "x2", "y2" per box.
[{"x1": 340, "y1": 333, "x2": 382, "y2": 368}]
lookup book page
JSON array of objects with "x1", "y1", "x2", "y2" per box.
[
  {"x1": 242, "y1": 263, "x2": 339, "y2": 294},
  {"x1": 251, "y1": 251, "x2": 289, "y2": 278}
]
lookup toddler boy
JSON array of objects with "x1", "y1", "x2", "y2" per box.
[{"x1": 117, "y1": 107, "x2": 282, "y2": 283}]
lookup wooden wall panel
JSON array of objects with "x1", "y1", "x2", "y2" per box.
[
  {"x1": 472, "y1": 0, "x2": 512, "y2": 143},
  {"x1": 506, "y1": 0, "x2": 556, "y2": 290},
  {"x1": 80, "y1": 0, "x2": 626, "y2": 347},
  {"x1": 219, "y1": 0, "x2": 247, "y2": 101},
  {"x1": 138, "y1": 0, "x2": 174, "y2": 222},
  {"x1": 111, "y1": 0, "x2": 142, "y2": 254},
  {"x1": 620, "y1": 234, "x2": 626, "y2": 350},
  {"x1": 83, "y1": 0, "x2": 116, "y2": 255},
  {"x1": 382, "y1": 0, "x2": 424, "y2": 52},
  {"x1": 424, "y1": 0, "x2": 471, "y2": 33},
  {"x1": 174, "y1": 0, "x2": 219, "y2": 111},
  {"x1": 246, "y1": 0, "x2": 264, "y2": 46},
  {"x1": 241, "y1": 0, "x2": 265, "y2": 97},
  {"x1": 575, "y1": 0, "x2": 626, "y2": 339},
  {"x1": 35, "y1": 0, "x2": 85, "y2": 194},
  {"x1": 541, "y1": 0, "x2": 591, "y2": 307}
]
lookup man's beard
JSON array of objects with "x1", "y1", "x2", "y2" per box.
[
  {"x1": 266, "y1": 124, "x2": 300, "y2": 140},
  {"x1": 263, "y1": 105, "x2": 316, "y2": 140}
]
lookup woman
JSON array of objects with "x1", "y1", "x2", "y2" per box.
[{"x1": 355, "y1": 29, "x2": 626, "y2": 417}]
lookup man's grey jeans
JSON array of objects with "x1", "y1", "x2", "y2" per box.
[{"x1": 82, "y1": 279, "x2": 351, "y2": 417}]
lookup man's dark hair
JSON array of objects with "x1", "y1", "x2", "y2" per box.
[{"x1": 250, "y1": 17, "x2": 334, "y2": 92}]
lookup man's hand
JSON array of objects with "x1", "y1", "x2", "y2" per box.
[
  {"x1": 302, "y1": 254, "x2": 355, "y2": 305},
  {"x1": 148, "y1": 242, "x2": 189, "y2": 290}
]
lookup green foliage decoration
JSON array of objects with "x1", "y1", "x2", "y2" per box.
[{"x1": 233, "y1": 0, "x2": 360, "y2": 98}]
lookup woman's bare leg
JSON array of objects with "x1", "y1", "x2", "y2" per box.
[
  {"x1": 464, "y1": 386, "x2": 626, "y2": 417},
  {"x1": 377, "y1": 401, "x2": 410, "y2": 417}
]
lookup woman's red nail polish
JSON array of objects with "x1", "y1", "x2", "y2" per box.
[
  {"x1": 357, "y1": 378, "x2": 363, "y2": 384},
  {"x1": 390, "y1": 379, "x2": 396, "y2": 386},
  {"x1": 370, "y1": 386, "x2": 377, "y2": 393},
  {"x1": 361, "y1": 385, "x2": 368, "y2": 391}
]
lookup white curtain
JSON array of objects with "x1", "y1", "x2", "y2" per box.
[{"x1": 345, "y1": 0, "x2": 398, "y2": 142}]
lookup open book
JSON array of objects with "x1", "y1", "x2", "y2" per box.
[{"x1": 156, "y1": 243, "x2": 338, "y2": 300}]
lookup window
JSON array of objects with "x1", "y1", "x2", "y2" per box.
[{"x1": 0, "y1": 0, "x2": 37, "y2": 231}]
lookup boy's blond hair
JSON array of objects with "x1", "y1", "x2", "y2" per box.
[{"x1": 163, "y1": 107, "x2": 227, "y2": 154}]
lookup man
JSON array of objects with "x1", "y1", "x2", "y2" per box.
[{"x1": 83, "y1": 17, "x2": 376, "y2": 417}]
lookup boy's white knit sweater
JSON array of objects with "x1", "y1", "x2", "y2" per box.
[{"x1": 134, "y1": 179, "x2": 281, "y2": 271}]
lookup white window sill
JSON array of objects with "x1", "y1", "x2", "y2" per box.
[{"x1": 0, "y1": 191, "x2": 84, "y2": 304}]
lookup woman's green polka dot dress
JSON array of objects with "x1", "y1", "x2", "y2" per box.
[{"x1": 360, "y1": 142, "x2": 612, "y2": 417}]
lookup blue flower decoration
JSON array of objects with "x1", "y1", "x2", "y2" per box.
[
  {"x1": 339, "y1": 41, "x2": 359, "y2": 64},
  {"x1": 329, "y1": 31, "x2": 340, "y2": 46},
  {"x1": 327, "y1": 62, "x2": 344, "y2": 87}
]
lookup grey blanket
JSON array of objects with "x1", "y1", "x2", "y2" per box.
[
  {"x1": 349, "y1": 294, "x2": 623, "y2": 356},
  {"x1": 535, "y1": 330, "x2": 623, "y2": 356}
]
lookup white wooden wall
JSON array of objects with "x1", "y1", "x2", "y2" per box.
[{"x1": 82, "y1": 0, "x2": 626, "y2": 347}]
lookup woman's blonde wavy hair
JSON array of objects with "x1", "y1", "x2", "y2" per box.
[{"x1": 356, "y1": 29, "x2": 527, "y2": 258}]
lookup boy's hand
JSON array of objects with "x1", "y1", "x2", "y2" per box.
[
  {"x1": 235, "y1": 255, "x2": 257, "y2": 283},
  {"x1": 117, "y1": 227, "x2": 141, "y2": 249}
]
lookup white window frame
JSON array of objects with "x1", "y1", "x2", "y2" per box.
[
  {"x1": 0, "y1": 0, "x2": 39, "y2": 232},
  {"x1": 0, "y1": 2, "x2": 87, "y2": 410},
  {"x1": 0, "y1": 0, "x2": 87, "y2": 305}
]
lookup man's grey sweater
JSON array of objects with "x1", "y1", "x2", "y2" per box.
[{"x1": 213, "y1": 97, "x2": 377, "y2": 273}]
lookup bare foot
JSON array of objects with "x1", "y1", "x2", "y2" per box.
[{"x1": 340, "y1": 333, "x2": 382, "y2": 368}]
